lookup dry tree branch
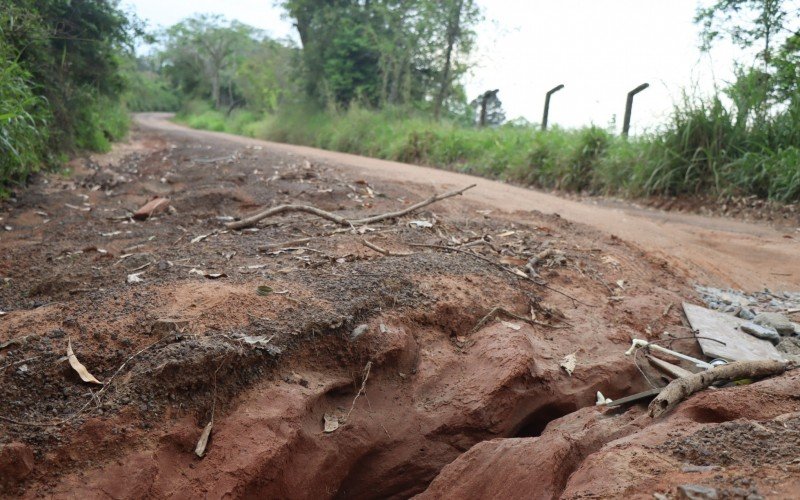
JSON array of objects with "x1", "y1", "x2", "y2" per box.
[
  {"x1": 648, "y1": 360, "x2": 790, "y2": 418},
  {"x1": 227, "y1": 184, "x2": 476, "y2": 230}
]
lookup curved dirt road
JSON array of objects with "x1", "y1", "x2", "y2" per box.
[{"x1": 136, "y1": 113, "x2": 799, "y2": 291}]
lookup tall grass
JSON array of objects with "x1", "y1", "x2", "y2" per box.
[{"x1": 178, "y1": 99, "x2": 800, "y2": 204}]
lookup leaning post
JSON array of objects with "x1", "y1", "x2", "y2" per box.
[
  {"x1": 541, "y1": 84, "x2": 565, "y2": 131},
  {"x1": 622, "y1": 83, "x2": 649, "y2": 137}
]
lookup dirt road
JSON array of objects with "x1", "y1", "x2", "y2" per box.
[
  {"x1": 137, "y1": 112, "x2": 800, "y2": 291},
  {"x1": 2, "y1": 115, "x2": 799, "y2": 499}
]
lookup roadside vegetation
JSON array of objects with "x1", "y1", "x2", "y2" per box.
[
  {"x1": 6, "y1": 1, "x2": 799, "y2": 203},
  {"x1": 0, "y1": 0, "x2": 138, "y2": 192}
]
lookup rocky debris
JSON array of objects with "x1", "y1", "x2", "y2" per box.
[
  {"x1": 740, "y1": 322, "x2": 781, "y2": 344},
  {"x1": 697, "y1": 285, "x2": 800, "y2": 318},
  {"x1": 752, "y1": 312, "x2": 796, "y2": 335},
  {"x1": 677, "y1": 484, "x2": 719, "y2": 500}
]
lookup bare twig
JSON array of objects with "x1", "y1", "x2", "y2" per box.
[
  {"x1": 648, "y1": 360, "x2": 790, "y2": 418},
  {"x1": 361, "y1": 239, "x2": 414, "y2": 256},
  {"x1": 344, "y1": 361, "x2": 372, "y2": 423},
  {"x1": 227, "y1": 184, "x2": 476, "y2": 230}
]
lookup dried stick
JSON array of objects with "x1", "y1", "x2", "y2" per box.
[
  {"x1": 344, "y1": 361, "x2": 372, "y2": 423},
  {"x1": 648, "y1": 360, "x2": 789, "y2": 418},
  {"x1": 227, "y1": 184, "x2": 476, "y2": 230},
  {"x1": 361, "y1": 239, "x2": 414, "y2": 256}
]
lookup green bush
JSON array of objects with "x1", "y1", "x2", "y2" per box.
[{"x1": 0, "y1": 54, "x2": 49, "y2": 188}]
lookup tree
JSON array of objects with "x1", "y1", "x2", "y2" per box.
[
  {"x1": 696, "y1": 1, "x2": 800, "y2": 119},
  {"x1": 161, "y1": 15, "x2": 258, "y2": 108},
  {"x1": 430, "y1": 0, "x2": 480, "y2": 121},
  {"x1": 696, "y1": 0, "x2": 794, "y2": 69},
  {"x1": 281, "y1": 0, "x2": 481, "y2": 114},
  {"x1": 471, "y1": 89, "x2": 505, "y2": 127},
  {"x1": 1, "y1": 0, "x2": 139, "y2": 154}
]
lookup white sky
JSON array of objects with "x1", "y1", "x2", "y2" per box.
[{"x1": 124, "y1": 0, "x2": 744, "y2": 134}]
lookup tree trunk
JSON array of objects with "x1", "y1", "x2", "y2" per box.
[{"x1": 433, "y1": 0, "x2": 464, "y2": 121}]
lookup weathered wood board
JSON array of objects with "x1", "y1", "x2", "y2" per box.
[{"x1": 683, "y1": 302, "x2": 785, "y2": 362}]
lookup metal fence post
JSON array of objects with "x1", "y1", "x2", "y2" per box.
[
  {"x1": 541, "y1": 84, "x2": 565, "y2": 131},
  {"x1": 622, "y1": 83, "x2": 649, "y2": 137}
]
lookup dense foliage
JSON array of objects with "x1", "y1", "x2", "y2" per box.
[{"x1": 0, "y1": 0, "x2": 136, "y2": 190}]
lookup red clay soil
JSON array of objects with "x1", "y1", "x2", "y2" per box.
[{"x1": 0, "y1": 118, "x2": 797, "y2": 499}]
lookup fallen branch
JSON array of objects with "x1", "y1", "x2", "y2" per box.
[
  {"x1": 361, "y1": 239, "x2": 414, "y2": 257},
  {"x1": 648, "y1": 360, "x2": 790, "y2": 418},
  {"x1": 227, "y1": 184, "x2": 476, "y2": 230}
]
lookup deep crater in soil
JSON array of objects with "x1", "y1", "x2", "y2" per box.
[{"x1": 2, "y1": 125, "x2": 796, "y2": 499}]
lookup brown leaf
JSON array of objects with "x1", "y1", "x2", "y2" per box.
[{"x1": 67, "y1": 339, "x2": 102, "y2": 385}]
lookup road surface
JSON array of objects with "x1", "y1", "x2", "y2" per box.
[{"x1": 135, "y1": 112, "x2": 799, "y2": 291}]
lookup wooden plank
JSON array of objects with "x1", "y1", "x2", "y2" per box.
[
  {"x1": 646, "y1": 355, "x2": 695, "y2": 379},
  {"x1": 605, "y1": 388, "x2": 662, "y2": 407},
  {"x1": 682, "y1": 302, "x2": 784, "y2": 362}
]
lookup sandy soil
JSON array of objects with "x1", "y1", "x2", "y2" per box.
[{"x1": 0, "y1": 116, "x2": 797, "y2": 499}]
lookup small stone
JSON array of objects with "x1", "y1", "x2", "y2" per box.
[
  {"x1": 737, "y1": 308, "x2": 755, "y2": 320},
  {"x1": 677, "y1": 484, "x2": 718, "y2": 500},
  {"x1": 740, "y1": 322, "x2": 781, "y2": 345},
  {"x1": 753, "y1": 312, "x2": 795, "y2": 335},
  {"x1": 350, "y1": 324, "x2": 368, "y2": 341}
]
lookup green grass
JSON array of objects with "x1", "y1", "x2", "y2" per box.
[{"x1": 177, "y1": 102, "x2": 800, "y2": 204}]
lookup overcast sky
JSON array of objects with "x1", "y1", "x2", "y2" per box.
[{"x1": 124, "y1": 0, "x2": 742, "y2": 134}]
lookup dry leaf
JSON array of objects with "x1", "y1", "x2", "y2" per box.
[
  {"x1": 323, "y1": 413, "x2": 339, "y2": 433},
  {"x1": 195, "y1": 420, "x2": 213, "y2": 457},
  {"x1": 499, "y1": 256, "x2": 527, "y2": 266},
  {"x1": 513, "y1": 268, "x2": 529, "y2": 278},
  {"x1": 560, "y1": 352, "x2": 577, "y2": 376},
  {"x1": 67, "y1": 339, "x2": 102, "y2": 385},
  {"x1": 616, "y1": 279, "x2": 625, "y2": 289},
  {"x1": 500, "y1": 320, "x2": 521, "y2": 331},
  {"x1": 190, "y1": 233, "x2": 211, "y2": 244}
]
